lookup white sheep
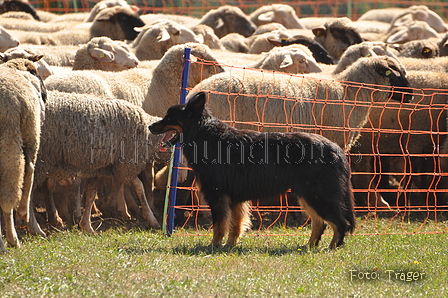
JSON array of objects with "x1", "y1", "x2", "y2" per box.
[
  {"x1": 249, "y1": 4, "x2": 304, "y2": 29},
  {"x1": 132, "y1": 19, "x2": 200, "y2": 60},
  {"x1": 386, "y1": 20, "x2": 439, "y2": 44},
  {"x1": 187, "y1": 56, "x2": 412, "y2": 151},
  {"x1": 248, "y1": 29, "x2": 294, "y2": 54},
  {"x1": 197, "y1": 5, "x2": 256, "y2": 38},
  {"x1": 46, "y1": 43, "x2": 224, "y2": 109},
  {"x1": 73, "y1": 36, "x2": 139, "y2": 71},
  {"x1": 142, "y1": 43, "x2": 225, "y2": 116},
  {"x1": 1, "y1": 46, "x2": 53, "y2": 79},
  {"x1": 29, "y1": 91, "x2": 164, "y2": 236},
  {"x1": 312, "y1": 17, "x2": 364, "y2": 61},
  {"x1": 220, "y1": 33, "x2": 251, "y2": 53},
  {"x1": 0, "y1": 25, "x2": 19, "y2": 52},
  {"x1": 249, "y1": 44, "x2": 322, "y2": 74},
  {"x1": 85, "y1": 0, "x2": 135, "y2": 22},
  {"x1": 395, "y1": 39, "x2": 439, "y2": 58},
  {"x1": 399, "y1": 56, "x2": 448, "y2": 72},
  {"x1": 14, "y1": 44, "x2": 78, "y2": 67},
  {"x1": 89, "y1": 5, "x2": 146, "y2": 42},
  {"x1": 190, "y1": 24, "x2": 225, "y2": 50},
  {"x1": 0, "y1": 58, "x2": 46, "y2": 252}
]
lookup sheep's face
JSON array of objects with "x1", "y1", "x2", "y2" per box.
[{"x1": 377, "y1": 59, "x2": 413, "y2": 103}]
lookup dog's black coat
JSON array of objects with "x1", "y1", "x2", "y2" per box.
[{"x1": 149, "y1": 92, "x2": 355, "y2": 249}]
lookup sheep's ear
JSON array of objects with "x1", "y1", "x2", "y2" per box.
[
  {"x1": 129, "y1": 5, "x2": 140, "y2": 13},
  {"x1": 196, "y1": 33, "x2": 204, "y2": 44},
  {"x1": 186, "y1": 92, "x2": 207, "y2": 115},
  {"x1": 267, "y1": 38, "x2": 282, "y2": 46},
  {"x1": 157, "y1": 29, "x2": 171, "y2": 42},
  {"x1": 386, "y1": 29, "x2": 409, "y2": 44},
  {"x1": 280, "y1": 54, "x2": 293, "y2": 68},
  {"x1": 90, "y1": 48, "x2": 115, "y2": 62},
  {"x1": 134, "y1": 26, "x2": 148, "y2": 33},
  {"x1": 214, "y1": 18, "x2": 224, "y2": 29},
  {"x1": 96, "y1": 2, "x2": 108, "y2": 11},
  {"x1": 30, "y1": 54, "x2": 44, "y2": 62},
  {"x1": 312, "y1": 26, "x2": 327, "y2": 37},
  {"x1": 258, "y1": 11, "x2": 275, "y2": 22}
]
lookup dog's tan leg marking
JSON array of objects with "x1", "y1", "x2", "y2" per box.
[
  {"x1": 299, "y1": 198, "x2": 326, "y2": 248},
  {"x1": 211, "y1": 196, "x2": 231, "y2": 247},
  {"x1": 227, "y1": 201, "x2": 252, "y2": 246}
]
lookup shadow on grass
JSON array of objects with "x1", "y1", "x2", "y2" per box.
[{"x1": 117, "y1": 242, "x2": 326, "y2": 256}]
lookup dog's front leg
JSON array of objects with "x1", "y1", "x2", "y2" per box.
[
  {"x1": 227, "y1": 201, "x2": 252, "y2": 246},
  {"x1": 209, "y1": 195, "x2": 231, "y2": 247}
]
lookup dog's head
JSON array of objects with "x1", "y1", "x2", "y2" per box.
[{"x1": 149, "y1": 91, "x2": 207, "y2": 151}]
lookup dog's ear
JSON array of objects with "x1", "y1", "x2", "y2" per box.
[{"x1": 185, "y1": 92, "x2": 206, "y2": 115}]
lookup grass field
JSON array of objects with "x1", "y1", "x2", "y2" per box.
[{"x1": 0, "y1": 218, "x2": 447, "y2": 297}]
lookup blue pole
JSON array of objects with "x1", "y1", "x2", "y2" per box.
[{"x1": 166, "y1": 47, "x2": 191, "y2": 235}]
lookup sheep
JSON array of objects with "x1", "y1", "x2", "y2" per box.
[
  {"x1": 186, "y1": 56, "x2": 412, "y2": 151},
  {"x1": 220, "y1": 33, "x2": 251, "y2": 53},
  {"x1": 190, "y1": 24, "x2": 225, "y2": 50},
  {"x1": 386, "y1": 20, "x2": 440, "y2": 44},
  {"x1": 73, "y1": 36, "x2": 139, "y2": 71},
  {"x1": 0, "y1": 15, "x2": 78, "y2": 32},
  {"x1": 332, "y1": 42, "x2": 405, "y2": 75},
  {"x1": 90, "y1": 5, "x2": 145, "y2": 41},
  {"x1": 312, "y1": 17, "x2": 363, "y2": 61},
  {"x1": 15, "y1": 44, "x2": 78, "y2": 67},
  {"x1": 140, "y1": 13, "x2": 200, "y2": 28},
  {"x1": 252, "y1": 22, "x2": 287, "y2": 36},
  {"x1": 142, "y1": 43, "x2": 225, "y2": 116},
  {"x1": 358, "y1": 5, "x2": 448, "y2": 33},
  {"x1": 394, "y1": 39, "x2": 439, "y2": 58},
  {"x1": 353, "y1": 70, "x2": 448, "y2": 208},
  {"x1": 7, "y1": 29, "x2": 58, "y2": 45},
  {"x1": 131, "y1": 19, "x2": 200, "y2": 61},
  {"x1": 46, "y1": 43, "x2": 224, "y2": 108},
  {"x1": 0, "y1": 25, "x2": 19, "y2": 52},
  {"x1": 197, "y1": 5, "x2": 256, "y2": 38},
  {"x1": 85, "y1": 0, "x2": 135, "y2": 22},
  {"x1": 388, "y1": 5, "x2": 448, "y2": 34},
  {"x1": 399, "y1": 56, "x2": 448, "y2": 72},
  {"x1": 248, "y1": 29, "x2": 294, "y2": 54},
  {"x1": 248, "y1": 44, "x2": 322, "y2": 74},
  {"x1": 1, "y1": 46, "x2": 53, "y2": 79},
  {"x1": 267, "y1": 34, "x2": 334, "y2": 65},
  {"x1": 249, "y1": 4, "x2": 304, "y2": 29},
  {"x1": 0, "y1": 58, "x2": 46, "y2": 252},
  {"x1": 438, "y1": 33, "x2": 448, "y2": 57},
  {"x1": 28, "y1": 91, "x2": 164, "y2": 236},
  {"x1": 0, "y1": 0, "x2": 40, "y2": 20}
]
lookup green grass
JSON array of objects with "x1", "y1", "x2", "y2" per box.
[{"x1": 1, "y1": 219, "x2": 447, "y2": 297}]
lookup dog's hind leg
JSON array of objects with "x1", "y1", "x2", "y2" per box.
[
  {"x1": 328, "y1": 221, "x2": 347, "y2": 249},
  {"x1": 209, "y1": 196, "x2": 231, "y2": 247},
  {"x1": 299, "y1": 198, "x2": 327, "y2": 248},
  {"x1": 227, "y1": 201, "x2": 252, "y2": 246}
]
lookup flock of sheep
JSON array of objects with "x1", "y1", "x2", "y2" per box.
[{"x1": 1, "y1": 0, "x2": 448, "y2": 252}]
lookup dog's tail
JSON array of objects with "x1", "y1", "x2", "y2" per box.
[{"x1": 344, "y1": 179, "x2": 356, "y2": 234}]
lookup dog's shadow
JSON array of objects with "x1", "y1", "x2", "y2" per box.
[{"x1": 171, "y1": 243, "x2": 325, "y2": 256}]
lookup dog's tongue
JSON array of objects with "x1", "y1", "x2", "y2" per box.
[{"x1": 159, "y1": 130, "x2": 176, "y2": 152}]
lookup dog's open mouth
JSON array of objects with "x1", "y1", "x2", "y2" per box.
[{"x1": 160, "y1": 130, "x2": 179, "y2": 152}]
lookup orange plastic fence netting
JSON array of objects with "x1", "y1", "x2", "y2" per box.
[
  {"x1": 29, "y1": 0, "x2": 448, "y2": 20},
  {"x1": 162, "y1": 58, "x2": 448, "y2": 235}
]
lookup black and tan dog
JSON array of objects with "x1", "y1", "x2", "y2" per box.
[{"x1": 149, "y1": 92, "x2": 355, "y2": 249}]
